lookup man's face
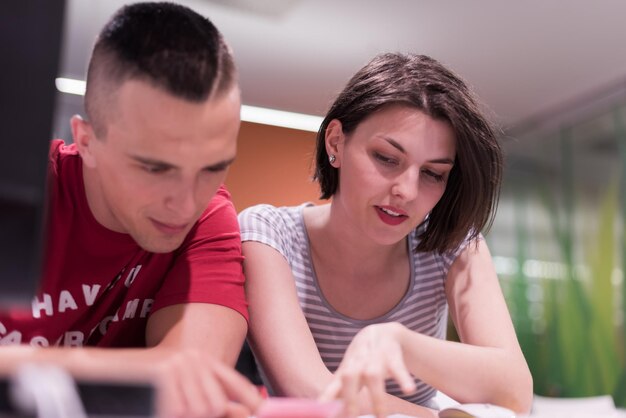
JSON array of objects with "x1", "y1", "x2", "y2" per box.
[{"x1": 77, "y1": 79, "x2": 241, "y2": 253}]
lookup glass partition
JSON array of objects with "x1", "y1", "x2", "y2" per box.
[{"x1": 490, "y1": 88, "x2": 626, "y2": 406}]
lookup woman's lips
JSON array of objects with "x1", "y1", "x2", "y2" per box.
[{"x1": 375, "y1": 206, "x2": 408, "y2": 226}]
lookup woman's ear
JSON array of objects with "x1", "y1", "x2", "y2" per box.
[
  {"x1": 70, "y1": 115, "x2": 97, "y2": 168},
  {"x1": 325, "y1": 119, "x2": 344, "y2": 167}
]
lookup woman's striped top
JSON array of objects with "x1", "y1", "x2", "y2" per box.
[{"x1": 238, "y1": 203, "x2": 473, "y2": 406}]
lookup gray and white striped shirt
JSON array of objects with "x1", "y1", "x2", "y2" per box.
[{"x1": 239, "y1": 203, "x2": 472, "y2": 406}]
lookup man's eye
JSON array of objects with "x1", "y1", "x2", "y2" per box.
[
  {"x1": 204, "y1": 165, "x2": 228, "y2": 173},
  {"x1": 142, "y1": 165, "x2": 168, "y2": 174}
]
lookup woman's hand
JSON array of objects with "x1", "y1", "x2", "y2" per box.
[{"x1": 319, "y1": 322, "x2": 416, "y2": 418}]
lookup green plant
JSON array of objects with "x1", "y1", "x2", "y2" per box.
[{"x1": 502, "y1": 128, "x2": 625, "y2": 406}]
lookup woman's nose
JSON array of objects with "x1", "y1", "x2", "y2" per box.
[{"x1": 391, "y1": 167, "x2": 419, "y2": 201}]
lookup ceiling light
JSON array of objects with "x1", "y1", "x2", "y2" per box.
[
  {"x1": 55, "y1": 77, "x2": 86, "y2": 96},
  {"x1": 240, "y1": 105, "x2": 322, "y2": 132},
  {"x1": 55, "y1": 77, "x2": 323, "y2": 132}
]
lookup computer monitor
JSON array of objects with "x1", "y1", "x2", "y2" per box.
[
  {"x1": 0, "y1": 1, "x2": 66, "y2": 308},
  {"x1": 0, "y1": 5, "x2": 158, "y2": 416}
]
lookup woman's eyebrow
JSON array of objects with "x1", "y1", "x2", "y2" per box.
[
  {"x1": 382, "y1": 137, "x2": 406, "y2": 153},
  {"x1": 381, "y1": 137, "x2": 454, "y2": 165}
]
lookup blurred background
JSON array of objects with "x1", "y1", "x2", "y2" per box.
[{"x1": 19, "y1": 0, "x2": 626, "y2": 407}]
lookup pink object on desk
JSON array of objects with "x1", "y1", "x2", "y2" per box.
[{"x1": 256, "y1": 398, "x2": 343, "y2": 418}]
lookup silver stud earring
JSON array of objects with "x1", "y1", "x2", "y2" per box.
[{"x1": 329, "y1": 154, "x2": 336, "y2": 164}]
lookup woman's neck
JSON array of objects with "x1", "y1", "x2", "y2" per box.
[
  {"x1": 303, "y1": 202, "x2": 411, "y2": 319},
  {"x1": 304, "y1": 203, "x2": 406, "y2": 281}
]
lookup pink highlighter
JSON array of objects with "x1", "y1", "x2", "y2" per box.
[{"x1": 255, "y1": 398, "x2": 343, "y2": 418}]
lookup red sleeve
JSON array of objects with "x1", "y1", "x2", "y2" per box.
[{"x1": 151, "y1": 186, "x2": 248, "y2": 321}]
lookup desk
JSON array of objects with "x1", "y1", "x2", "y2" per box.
[
  {"x1": 525, "y1": 395, "x2": 626, "y2": 418},
  {"x1": 426, "y1": 392, "x2": 626, "y2": 418},
  {"x1": 1, "y1": 376, "x2": 153, "y2": 418}
]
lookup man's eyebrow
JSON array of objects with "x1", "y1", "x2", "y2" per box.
[
  {"x1": 382, "y1": 137, "x2": 454, "y2": 165},
  {"x1": 130, "y1": 155, "x2": 176, "y2": 169},
  {"x1": 129, "y1": 155, "x2": 237, "y2": 171},
  {"x1": 204, "y1": 157, "x2": 236, "y2": 171}
]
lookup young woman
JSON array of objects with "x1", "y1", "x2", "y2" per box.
[{"x1": 238, "y1": 53, "x2": 532, "y2": 418}]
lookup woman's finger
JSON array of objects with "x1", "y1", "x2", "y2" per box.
[
  {"x1": 339, "y1": 369, "x2": 361, "y2": 417},
  {"x1": 387, "y1": 352, "x2": 416, "y2": 394},
  {"x1": 362, "y1": 365, "x2": 387, "y2": 418},
  {"x1": 318, "y1": 376, "x2": 343, "y2": 402}
]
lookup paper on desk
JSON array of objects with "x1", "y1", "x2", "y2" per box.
[
  {"x1": 527, "y1": 394, "x2": 621, "y2": 418},
  {"x1": 358, "y1": 415, "x2": 416, "y2": 418}
]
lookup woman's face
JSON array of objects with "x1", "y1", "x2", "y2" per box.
[{"x1": 329, "y1": 104, "x2": 456, "y2": 246}]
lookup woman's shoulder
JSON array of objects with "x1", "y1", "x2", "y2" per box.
[
  {"x1": 409, "y1": 226, "x2": 485, "y2": 278},
  {"x1": 238, "y1": 203, "x2": 310, "y2": 225},
  {"x1": 238, "y1": 203, "x2": 314, "y2": 258},
  {"x1": 238, "y1": 202, "x2": 316, "y2": 242}
]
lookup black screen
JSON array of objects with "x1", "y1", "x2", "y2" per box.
[{"x1": 0, "y1": 1, "x2": 66, "y2": 307}]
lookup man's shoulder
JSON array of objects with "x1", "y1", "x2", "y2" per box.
[
  {"x1": 200, "y1": 185, "x2": 234, "y2": 217},
  {"x1": 49, "y1": 139, "x2": 79, "y2": 159},
  {"x1": 173, "y1": 185, "x2": 241, "y2": 256},
  {"x1": 48, "y1": 139, "x2": 80, "y2": 175},
  {"x1": 186, "y1": 185, "x2": 238, "y2": 236}
]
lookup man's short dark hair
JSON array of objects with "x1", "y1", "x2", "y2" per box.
[
  {"x1": 313, "y1": 53, "x2": 503, "y2": 253},
  {"x1": 85, "y1": 2, "x2": 237, "y2": 136}
]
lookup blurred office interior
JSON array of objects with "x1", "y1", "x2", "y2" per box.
[{"x1": 20, "y1": 0, "x2": 626, "y2": 407}]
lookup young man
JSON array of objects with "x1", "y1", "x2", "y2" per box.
[{"x1": 0, "y1": 2, "x2": 261, "y2": 417}]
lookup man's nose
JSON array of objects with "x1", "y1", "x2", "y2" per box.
[{"x1": 164, "y1": 179, "x2": 198, "y2": 221}]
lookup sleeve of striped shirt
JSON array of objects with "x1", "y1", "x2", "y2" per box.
[
  {"x1": 439, "y1": 231, "x2": 485, "y2": 273},
  {"x1": 237, "y1": 204, "x2": 292, "y2": 262}
]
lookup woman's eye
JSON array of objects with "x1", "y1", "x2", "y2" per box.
[
  {"x1": 374, "y1": 152, "x2": 398, "y2": 165},
  {"x1": 423, "y1": 170, "x2": 445, "y2": 183}
]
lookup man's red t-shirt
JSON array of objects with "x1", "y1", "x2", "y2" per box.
[{"x1": 0, "y1": 140, "x2": 247, "y2": 347}]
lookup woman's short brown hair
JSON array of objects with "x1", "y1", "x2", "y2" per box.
[{"x1": 313, "y1": 53, "x2": 502, "y2": 253}]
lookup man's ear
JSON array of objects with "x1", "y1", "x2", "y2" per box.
[
  {"x1": 325, "y1": 119, "x2": 345, "y2": 166},
  {"x1": 71, "y1": 115, "x2": 97, "y2": 168}
]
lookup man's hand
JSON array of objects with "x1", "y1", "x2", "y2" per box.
[
  {"x1": 151, "y1": 348, "x2": 263, "y2": 418},
  {"x1": 0, "y1": 344, "x2": 262, "y2": 418},
  {"x1": 144, "y1": 304, "x2": 260, "y2": 417}
]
